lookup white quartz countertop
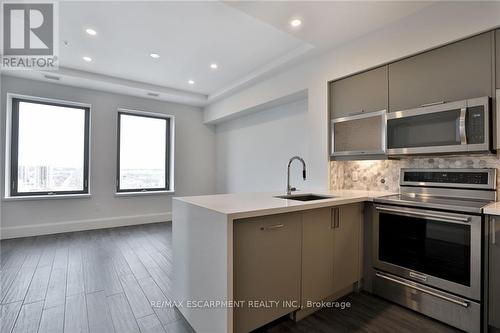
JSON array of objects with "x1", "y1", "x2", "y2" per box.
[
  {"x1": 483, "y1": 201, "x2": 500, "y2": 215},
  {"x1": 174, "y1": 190, "x2": 394, "y2": 219}
]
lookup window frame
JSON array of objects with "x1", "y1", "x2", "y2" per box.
[
  {"x1": 9, "y1": 97, "x2": 91, "y2": 197},
  {"x1": 116, "y1": 109, "x2": 172, "y2": 193}
]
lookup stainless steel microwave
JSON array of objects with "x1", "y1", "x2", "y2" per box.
[{"x1": 386, "y1": 97, "x2": 490, "y2": 155}]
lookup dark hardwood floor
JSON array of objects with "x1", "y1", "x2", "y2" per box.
[{"x1": 1, "y1": 222, "x2": 461, "y2": 333}]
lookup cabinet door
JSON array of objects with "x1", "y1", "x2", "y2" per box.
[
  {"x1": 333, "y1": 203, "x2": 362, "y2": 293},
  {"x1": 389, "y1": 32, "x2": 493, "y2": 112},
  {"x1": 330, "y1": 66, "x2": 388, "y2": 119},
  {"x1": 496, "y1": 29, "x2": 500, "y2": 89},
  {"x1": 301, "y1": 208, "x2": 335, "y2": 307},
  {"x1": 490, "y1": 216, "x2": 500, "y2": 329},
  {"x1": 233, "y1": 213, "x2": 302, "y2": 333}
]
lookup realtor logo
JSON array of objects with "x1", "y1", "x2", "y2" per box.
[{"x1": 1, "y1": 2, "x2": 58, "y2": 69}]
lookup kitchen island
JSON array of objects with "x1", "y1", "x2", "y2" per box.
[{"x1": 172, "y1": 190, "x2": 393, "y2": 333}]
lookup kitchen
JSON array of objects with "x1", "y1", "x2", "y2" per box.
[
  {"x1": 1, "y1": 2, "x2": 500, "y2": 333},
  {"x1": 174, "y1": 6, "x2": 500, "y2": 333}
]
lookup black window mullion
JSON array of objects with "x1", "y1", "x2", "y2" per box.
[
  {"x1": 83, "y1": 107, "x2": 90, "y2": 193},
  {"x1": 10, "y1": 99, "x2": 20, "y2": 196},
  {"x1": 116, "y1": 112, "x2": 122, "y2": 193},
  {"x1": 165, "y1": 117, "x2": 170, "y2": 191}
]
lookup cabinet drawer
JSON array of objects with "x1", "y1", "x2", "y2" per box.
[{"x1": 233, "y1": 213, "x2": 301, "y2": 333}]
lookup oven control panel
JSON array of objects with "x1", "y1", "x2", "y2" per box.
[{"x1": 402, "y1": 169, "x2": 495, "y2": 188}]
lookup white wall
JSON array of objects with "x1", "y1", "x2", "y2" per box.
[
  {"x1": 0, "y1": 75, "x2": 216, "y2": 238},
  {"x1": 215, "y1": 98, "x2": 307, "y2": 193},
  {"x1": 205, "y1": 1, "x2": 500, "y2": 191}
]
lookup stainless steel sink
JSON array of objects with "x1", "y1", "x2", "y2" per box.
[{"x1": 274, "y1": 194, "x2": 335, "y2": 201}]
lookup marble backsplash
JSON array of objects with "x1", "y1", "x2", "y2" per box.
[{"x1": 329, "y1": 153, "x2": 500, "y2": 192}]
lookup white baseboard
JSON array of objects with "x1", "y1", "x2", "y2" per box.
[{"x1": 0, "y1": 212, "x2": 172, "y2": 239}]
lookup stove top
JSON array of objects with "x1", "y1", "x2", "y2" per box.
[
  {"x1": 374, "y1": 168, "x2": 497, "y2": 214},
  {"x1": 374, "y1": 193, "x2": 492, "y2": 214}
]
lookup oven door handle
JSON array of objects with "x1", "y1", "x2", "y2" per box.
[
  {"x1": 375, "y1": 272, "x2": 470, "y2": 308},
  {"x1": 376, "y1": 206, "x2": 471, "y2": 224}
]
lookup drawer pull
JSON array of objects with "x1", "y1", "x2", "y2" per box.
[{"x1": 260, "y1": 224, "x2": 284, "y2": 231}]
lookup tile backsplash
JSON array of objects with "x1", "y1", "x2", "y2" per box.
[{"x1": 329, "y1": 153, "x2": 500, "y2": 192}]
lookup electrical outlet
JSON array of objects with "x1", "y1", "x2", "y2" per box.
[{"x1": 352, "y1": 171, "x2": 359, "y2": 182}]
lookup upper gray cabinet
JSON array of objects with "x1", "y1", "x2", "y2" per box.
[
  {"x1": 496, "y1": 29, "x2": 500, "y2": 88},
  {"x1": 389, "y1": 32, "x2": 493, "y2": 112},
  {"x1": 330, "y1": 66, "x2": 388, "y2": 119}
]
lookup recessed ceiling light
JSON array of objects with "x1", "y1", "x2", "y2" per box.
[
  {"x1": 150, "y1": 53, "x2": 160, "y2": 59},
  {"x1": 83, "y1": 56, "x2": 92, "y2": 62},
  {"x1": 210, "y1": 63, "x2": 218, "y2": 70},
  {"x1": 188, "y1": 80, "x2": 195, "y2": 85},
  {"x1": 85, "y1": 28, "x2": 97, "y2": 36},
  {"x1": 290, "y1": 19, "x2": 302, "y2": 27}
]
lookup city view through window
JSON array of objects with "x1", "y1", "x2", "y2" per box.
[
  {"x1": 119, "y1": 113, "x2": 168, "y2": 190},
  {"x1": 17, "y1": 101, "x2": 86, "y2": 193}
]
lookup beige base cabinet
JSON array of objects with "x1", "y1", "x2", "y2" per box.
[
  {"x1": 233, "y1": 212, "x2": 302, "y2": 333},
  {"x1": 333, "y1": 203, "x2": 363, "y2": 293},
  {"x1": 234, "y1": 204, "x2": 363, "y2": 332},
  {"x1": 301, "y1": 203, "x2": 363, "y2": 309},
  {"x1": 301, "y1": 208, "x2": 335, "y2": 307}
]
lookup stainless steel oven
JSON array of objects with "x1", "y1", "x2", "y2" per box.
[
  {"x1": 387, "y1": 96, "x2": 490, "y2": 155},
  {"x1": 372, "y1": 168, "x2": 496, "y2": 333},
  {"x1": 373, "y1": 205, "x2": 482, "y2": 300}
]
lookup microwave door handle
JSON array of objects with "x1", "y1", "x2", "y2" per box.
[{"x1": 459, "y1": 107, "x2": 467, "y2": 145}]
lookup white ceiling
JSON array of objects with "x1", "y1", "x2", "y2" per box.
[
  {"x1": 57, "y1": 1, "x2": 308, "y2": 96},
  {"x1": 3, "y1": 1, "x2": 436, "y2": 106},
  {"x1": 226, "y1": 1, "x2": 434, "y2": 51}
]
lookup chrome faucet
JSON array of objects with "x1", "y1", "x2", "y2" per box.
[{"x1": 286, "y1": 156, "x2": 306, "y2": 195}]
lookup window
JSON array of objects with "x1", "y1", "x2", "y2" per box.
[
  {"x1": 10, "y1": 97, "x2": 90, "y2": 196},
  {"x1": 117, "y1": 111, "x2": 171, "y2": 192}
]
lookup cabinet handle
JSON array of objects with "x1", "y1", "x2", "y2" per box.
[
  {"x1": 331, "y1": 208, "x2": 340, "y2": 229},
  {"x1": 420, "y1": 101, "x2": 446, "y2": 107},
  {"x1": 260, "y1": 224, "x2": 284, "y2": 231},
  {"x1": 492, "y1": 218, "x2": 497, "y2": 245}
]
